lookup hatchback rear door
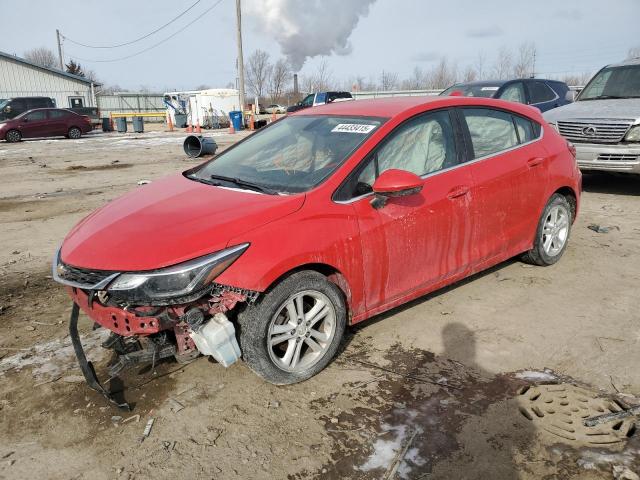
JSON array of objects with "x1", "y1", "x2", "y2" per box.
[
  {"x1": 460, "y1": 107, "x2": 548, "y2": 265},
  {"x1": 340, "y1": 109, "x2": 476, "y2": 312}
]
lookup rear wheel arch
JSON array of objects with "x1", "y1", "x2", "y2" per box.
[{"x1": 553, "y1": 186, "x2": 577, "y2": 220}]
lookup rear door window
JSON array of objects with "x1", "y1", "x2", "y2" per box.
[
  {"x1": 528, "y1": 81, "x2": 557, "y2": 103},
  {"x1": 498, "y1": 82, "x2": 526, "y2": 103},
  {"x1": 48, "y1": 109, "x2": 68, "y2": 119},
  {"x1": 462, "y1": 108, "x2": 519, "y2": 158}
]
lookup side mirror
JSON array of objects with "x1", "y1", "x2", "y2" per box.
[
  {"x1": 565, "y1": 91, "x2": 576, "y2": 102},
  {"x1": 370, "y1": 169, "x2": 423, "y2": 209},
  {"x1": 3, "y1": 106, "x2": 11, "y2": 113},
  {"x1": 21, "y1": 117, "x2": 29, "y2": 122}
]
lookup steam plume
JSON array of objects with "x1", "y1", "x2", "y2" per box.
[{"x1": 246, "y1": 0, "x2": 377, "y2": 71}]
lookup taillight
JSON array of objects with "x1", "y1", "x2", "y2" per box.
[{"x1": 567, "y1": 141, "x2": 576, "y2": 158}]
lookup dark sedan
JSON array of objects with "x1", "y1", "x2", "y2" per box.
[
  {"x1": 0, "y1": 108, "x2": 93, "y2": 142},
  {"x1": 441, "y1": 79, "x2": 573, "y2": 112}
]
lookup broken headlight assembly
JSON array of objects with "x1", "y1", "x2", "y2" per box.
[{"x1": 106, "y1": 243, "x2": 250, "y2": 303}]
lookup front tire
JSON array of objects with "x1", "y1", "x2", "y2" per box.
[
  {"x1": 522, "y1": 193, "x2": 572, "y2": 266},
  {"x1": 238, "y1": 271, "x2": 346, "y2": 385},
  {"x1": 5, "y1": 130, "x2": 21, "y2": 143},
  {"x1": 67, "y1": 127, "x2": 82, "y2": 139}
]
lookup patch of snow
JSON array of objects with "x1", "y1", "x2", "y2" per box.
[
  {"x1": 0, "y1": 329, "x2": 109, "y2": 383},
  {"x1": 359, "y1": 424, "x2": 407, "y2": 472},
  {"x1": 515, "y1": 370, "x2": 558, "y2": 382}
]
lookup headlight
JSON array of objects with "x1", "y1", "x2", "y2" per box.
[
  {"x1": 107, "y1": 243, "x2": 249, "y2": 301},
  {"x1": 625, "y1": 125, "x2": 640, "y2": 142}
]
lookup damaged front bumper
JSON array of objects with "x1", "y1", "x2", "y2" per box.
[
  {"x1": 69, "y1": 302, "x2": 132, "y2": 410},
  {"x1": 65, "y1": 283, "x2": 257, "y2": 408}
]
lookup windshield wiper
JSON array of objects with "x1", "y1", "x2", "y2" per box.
[{"x1": 209, "y1": 174, "x2": 278, "y2": 195}]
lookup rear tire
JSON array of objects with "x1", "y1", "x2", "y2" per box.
[
  {"x1": 67, "y1": 127, "x2": 82, "y2": 139},
  {"x1": 237, "y1": 271, "x2": 346, "y2": 385},
  {"x1": 5, "y1": 130, "x2": 21, "y2": 143},
  {"x1": 522, "y1": 194, "x2": 572, "y2": 266}
]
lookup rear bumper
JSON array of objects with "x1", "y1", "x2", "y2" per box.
[{"x1": 575, "y1": 143, "x2": 640, "y2": 173}]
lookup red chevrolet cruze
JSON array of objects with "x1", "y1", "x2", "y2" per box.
[{"x1": 53, "y1": 96, "x2": 581, "y2": 404}]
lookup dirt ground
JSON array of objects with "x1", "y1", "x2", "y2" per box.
[{"x1": 1, "y1": 126, "x2": 639, "y2": 480}]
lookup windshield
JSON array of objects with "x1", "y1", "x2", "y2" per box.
[
  {"x1": 441, "y1": 84, "x2": 501, "y2": 98},
  {"x1": 578, "y1": 65, "x2": 640, "y2": 100},
  {"x1": 189, "y1": 115, "x2": 383, "y2": 194}
]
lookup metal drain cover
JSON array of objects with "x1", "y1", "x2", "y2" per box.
[{"x1": 517, "y1": 384, "x2": 636, "y2": 444}]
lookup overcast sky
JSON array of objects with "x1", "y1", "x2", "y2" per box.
[{"x1": 3, "y1": 0, "x2": 639, "y2": 91}]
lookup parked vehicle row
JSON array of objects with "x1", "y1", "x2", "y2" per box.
[
  {"x1": 53, "y1": 95, "x2": 581, "y2": 403},
  {"x1": 441, "y1": 78, "x2": 573, "y2": 112},
  {"x1": 0, "y1": 96, "x2": 100, "y2": 126},
  {"x1": 0, "y1": 108, "x2": 93, "y2": 142}
]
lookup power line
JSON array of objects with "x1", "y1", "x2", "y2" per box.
[
  {"x1": 66, "y1": 0, "x2": 226, "y2": 63},
  {"x1": 62, "y1": 0, "x2": 203, "y2": 49}
]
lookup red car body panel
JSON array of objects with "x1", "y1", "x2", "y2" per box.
[
  {"x1": 59, "y1": 96, "x2": 581, "y2": 327},
  {"x1": 0, "y1": 108, "x2": 92, "y2": 140},
  {"x1": 62, "y1": 173, "x2": 305, "y2": 271}
]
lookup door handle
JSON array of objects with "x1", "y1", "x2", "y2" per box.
[
  {"x1": 447, "y1": 186, "x2": 470, "y2": 199},
  {"x1": 527, "y1": 157, "x2": 544, "y2": 167}
]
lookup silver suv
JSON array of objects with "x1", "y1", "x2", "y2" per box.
[{"x1": 544, "y1": 58, "x2": 640, "y2": 173}]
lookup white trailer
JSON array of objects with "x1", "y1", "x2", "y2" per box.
[{"x1": 164, "y1": 88, "x2": 240, "y2": 129}]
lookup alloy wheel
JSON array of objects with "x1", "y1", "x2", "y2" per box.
[
  {"x1": 69, "y1": 128, "x2": 81, "y2": 139},
  {"x1": 267, "y1": 290, "x2": 337, "y2": 373},
  {"x1": 6, "y1": 131, "x2": 20, "y2": 142},
  {"x1": 542, "y1": 205, "x2": 569, "y2": 257}
]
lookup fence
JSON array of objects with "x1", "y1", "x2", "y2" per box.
[{"x1": 96, "y1": 93, "x2": 165, "y2": 120}]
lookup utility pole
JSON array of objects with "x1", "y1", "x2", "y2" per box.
[
  {"x1": 56, "y1": 29, "x2": 64, "y2": 70},
  {"x1": 235, "y1": 0, "x2": 246, "y2": 116}
]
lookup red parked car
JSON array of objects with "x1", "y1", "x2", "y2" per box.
[
  {"x1": 1, "y1": 108, "x2": 92, "y2": 142},
  {"x1": 53, "y1": 96, "x2": 581, "y2": 406}
]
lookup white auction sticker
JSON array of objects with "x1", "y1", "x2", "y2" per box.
[
  {"x1": 480, "y1": 87, "x2": 499, "y2": 91},
  {"x1": 331, "y1": 123, "x2": 376, "y2": 134}
]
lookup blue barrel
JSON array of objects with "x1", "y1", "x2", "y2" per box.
[{"x1": 229, "y1": 111, "x2": 243, "y2": 131}]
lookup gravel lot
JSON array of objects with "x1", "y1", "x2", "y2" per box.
[{"x1": 0, "y1": 127, "x2": 639, "y2": 479}]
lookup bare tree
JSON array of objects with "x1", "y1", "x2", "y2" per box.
[
  {"x1": 627, "y1": 46, "x2": 640, "y2": 59},
  {"x1": 99, "y1": 84, "x2": 125, "y2": 94},
  {"x1": 513, "y1": 42, "x2": 537, "y2": 78},
  {"x1": 85, "y1": 70, "x2": 100, "y2": 83},
  {"x1": 300, "y1": 59, "x2": 334, "y2": 93},
  {"x1": 428, "y1": 57, "x2": 457, "y2": 89},
  {"x1": 380, "y1": 70, "x2": 399, "y2": 91},
  {"x1": 462, "y1": 65, "x2": 478, "y2": 82},
  {"x1": 474, "y1": 52, "x2": 487, "y2": 80},
  {"x1": 268, "y1": 59, "x2": 290, "y2": 103},
  {"x1": 492, "y1": 47, "x2": 513, "y2": 79},
  {"x1": 65, "y1": 59, "x2": 85, "y2": 77},
  {"x1": 245, "y1": 49, "x2": 272, "y2": 98},
  {"x1": 401, "y1": 66, "x2": 426, "y2": 89},
  {"x1": 24, "y1": 47, "x2": 57, "y2": 69}
]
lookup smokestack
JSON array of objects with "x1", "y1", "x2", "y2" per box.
[{"x1": 293, "y1": 73, "x2": 299, "y2": 96}]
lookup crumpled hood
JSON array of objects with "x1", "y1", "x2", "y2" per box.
[
  {"x1": 61, "y1": 173, "x2": 305, "y2": 271},
  {"x1": 544, "y1": 98, "x2": 640, "y2": 123}
]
